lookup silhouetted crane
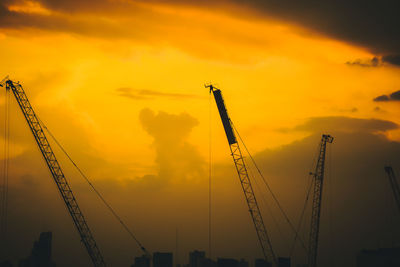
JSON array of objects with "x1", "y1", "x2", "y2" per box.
[
  {"x1": 308, "y1": 134, "x2": 333, "y2": 267},
  {"x1": 384, "y1": 166, "x2": 400, "y2": 214},
  {"x1": 0, "y1": 79, "x2": 106, "y2": 267},
  {"x1": 208, "y1": 84, "x2": 277, "y2": 266}
]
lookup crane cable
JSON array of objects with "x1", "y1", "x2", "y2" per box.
[
  {"x1": 37, "y1": 117, "x2": 149, "y2": 256},
  {"x1": 247, "y1": 160, "x2": 288, "y2": 244},
  {"x1": 328, "y1": 141, "x2": 335, "y2": 267},
  {"x1": 208, "y1": 89, "x2": 212, "y2": 259},
  {"x1": 1, "y1": 88, "x2": 10, "y2": 243},
  {"x1": 230, "y1": 121, "x2": 308, "y2": 253},
  {"x1": 289, "y1": 175, "x2": 313, "y2": 257},
  {"x1": 289, "y1": 140, "x2": 321, "y2": 257}
]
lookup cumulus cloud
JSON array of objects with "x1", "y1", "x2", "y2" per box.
[
  {"x1": 0, "y1": 107, "x2": 208, "y2": 266},
  {"x1": 138, "y1": 108, "x2": 205, "y2": 186},
  {"x1": 373, "y1": 90, "x2": 400, "y2": 102}
]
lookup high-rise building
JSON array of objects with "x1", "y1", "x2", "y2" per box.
[
  {"x1": 18, "y1": 232, "x2": 56, "y2": 267},
  {"x1": 153, "y1": 252, "x2": 173, "y2": 267}
]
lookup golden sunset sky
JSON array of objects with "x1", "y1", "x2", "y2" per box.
[{"x1": 1, "y1": 1, "x2": 400, "y2": 267}]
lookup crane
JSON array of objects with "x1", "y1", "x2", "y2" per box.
[
  {"x1": 207, "y1": 84, "x2": 277, "y2": 266},
  {"x1": 384, "y1": 166, "x2": 400, "y2": 214},
  {"x1": 0, "y1": 79, "x2": 106, "y2": 267},
  {"x1": 307, "y1": 134, "x2": 333, "y2": 267}
]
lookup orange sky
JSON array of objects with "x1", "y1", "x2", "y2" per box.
[
  {"x1": 1, "y1": 1, "x2": 400, "y2": 171},
  {"x1": 1, "y1": 1, "x2": 400, "y2": 266}
]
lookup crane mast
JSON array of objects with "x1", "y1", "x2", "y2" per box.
[
  {"x1": 208, "y1": 84, "x2": 277, "y2": 266},
  {"x1": 384, "y1": 166, "x2": 400, "y2": 214},
  {"x1": 1, "y1": 79, "x2": 106, "y2": 267},
  {"x1": 308, "y1": 134, "x2": 333, "y2": 267}
]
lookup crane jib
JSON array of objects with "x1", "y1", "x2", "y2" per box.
[
  {"x1": 211, "y1": 89, "x2": 237, "y2": 145},
  {"x1": 209, "y1": 85, "x2": 277, "y2": 266},
  {"x1": 4, "y1": 80, "x2": 106, "y2": 267}
]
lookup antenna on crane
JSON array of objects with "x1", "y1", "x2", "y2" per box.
[{"x1": 0, "y1": 76, "x2": 9, "y2": 87}]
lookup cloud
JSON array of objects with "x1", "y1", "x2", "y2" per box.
[
  {"x1": 345, "y1": 57, "x2": 380, "y2": 67},
  {"x1": 116, "y1": 88, "x2": 202, "y2": 100},
  {"x1": 382, "y1": 55, "x2": 400, "y2": 66},
  {"x1": 253, "y1": 121, "x2": 400, "y2": 266},
  {"x1": 3, "y1": 114, "x2": 400, "y2": 266},
  {"x1": 292, "y1": 116, "x2": 398, "y2": 133},
  {"x1": 138, "y1": 108, "x2": 205, "y2": 187},
  {"x1": 1, "y1": 0, "x2": 400, "y2": 59},
  {"x1": 1, "y1": 107, "x2": 208, "y2": 266},
  {"x1": 231, "y1": 0, "x2": 400, "y2": 57},
  {"x1": 373, "y1": 90, "x2": 400, "y2": 102}
]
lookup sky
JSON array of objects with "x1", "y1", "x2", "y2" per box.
[{"x1": 0, "y1": 0, "x2": 400, "y2": 266}]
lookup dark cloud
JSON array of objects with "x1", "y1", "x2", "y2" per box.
[
  {"x1": 232, "y1": 0, "x2": 400, "y2": 57},
  {"x1": 373, "y1": 90, "x2": 400, "y2": 102},
  {"x1": 382, "y1": 55, "x2": 400, "y2": 66},
  {"x1": 2, "y1": 113, "x2": 400, "y2": 267},
  {"x1": 1, "y1": 0, "x2": 400, "y2": 59},
  {"x1": 293, "y1": 116, "x2": 398, "y2": 133},
  {"x1": 254, "y1": 121, "x2": 400, "y2": 266},
  {"x1": 345, "y1": 57, "x2": 380, "y2": 67},
  {"x1": 116, "y1": 88, "x2": 202, "y2": 100}
]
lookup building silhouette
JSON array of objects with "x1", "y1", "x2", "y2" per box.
[
  {"x1": 357, "y1": 247, "x2": 400, "y2": 267},
  {"x1": 153, "y1": 252, "x2": 173, "y2": 267},
  {"x1": 189, "y1": 251, "x2": 205, "y2": 267},
  {"x1": 254, "y1": 258, "x2": 271, "y2": 267},
  {"x1": 277, "y1": 257, "x2": 290, "y2": 267},
  {"x1": 131, "y1": 255, "x2": 150, "y2": 267},
  {"x1": 18, "y1": 232, "x2": 56, "y2": 267},
  {"x1": 238, "y1": 259, "x2": 248, "y2": 267},
  {"x1": 0, "y1": 261, "x2": 13, "y2": 267},
  {"x1": 217, "y1": 258, "x2": 238, "y2": 267}
]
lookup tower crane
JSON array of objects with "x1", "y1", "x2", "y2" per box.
[
  {"x1": 307, "y1": 134, "x2": 333, "y2": 267},
  {"x1": 207, "y1": 84, "x2": 277, "y2": 266},
  {"x1": 0, "y1": 79, "x2": 106, "y2": 267},
  {"x1": 384, "y1": 166, "x2": 400, "y2": 214}
]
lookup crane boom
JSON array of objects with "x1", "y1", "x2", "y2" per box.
[
  {"x1": 308, "y1": 134, "x2": 333, "y2": 267},
  {"x1": 2, "y1": 79, "x2": 106, "y2": 267},
  {"x1": 208, "y1": 84, "x2": 277, "y2": 266},
  {"x1": 384, "y1": 166, "x2": 400, "y2": 214}
]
